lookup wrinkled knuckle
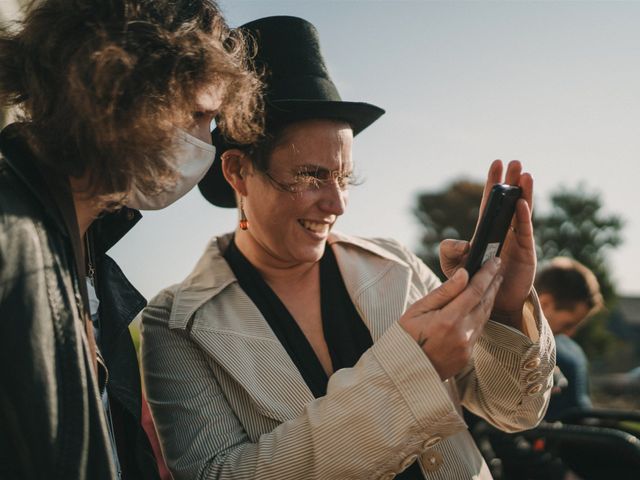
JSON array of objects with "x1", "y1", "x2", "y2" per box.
[
  {"x1": 432, "y1": 287, "x2": 448, "y2": 301},
  {"x1": 409, "y1": 298, "x2": 431, "y2": 315},
  {"x1": 469, "y1": 281, "x2": 486, "y2": 299}
]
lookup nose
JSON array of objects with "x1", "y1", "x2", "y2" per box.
[{"x1": 318, "y1": 181, "x2": 347, "y2": 216}]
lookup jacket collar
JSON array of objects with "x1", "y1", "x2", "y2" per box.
[
  {"x1": 169, "y1": 231, "x2": 413, "y2": 336},
  {"x1": 168, "y1": 231, "x2": 414, "y2": 423},
  {"x1": 90, "y1": 207, "x2": 142, "y2": 255},
  {"x1": 169, "y1": 233, "x2": 237, "y2": 329},
  {"x1": 0, "y1": 123, "x2": 141, "y2": 255},
  {"x1": 326, "y1": 230, "x2": 408, "y2": 263}
]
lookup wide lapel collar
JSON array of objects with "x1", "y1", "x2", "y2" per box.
[
  {"x1": 329, "y1": 232, "x2": 413, "y2": 341},
  {"x1": 169, "y1": 234, "x2": 314, "y2": 422}
]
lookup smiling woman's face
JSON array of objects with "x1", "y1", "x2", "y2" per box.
[{"x1": 241, "y1": 119, "x2": 354, "y2": 267}]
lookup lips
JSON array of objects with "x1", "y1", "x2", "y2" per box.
[{"x1": 298, "y1": 219, "x2": 331, "y2": 235}]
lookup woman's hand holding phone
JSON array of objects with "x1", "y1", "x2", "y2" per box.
[
  {"x1": 439, "y1": 160, "x2": 536, "y2": 332},
  {"x1": 399, "y1": 257, "x2": 503, "y2": 380}
]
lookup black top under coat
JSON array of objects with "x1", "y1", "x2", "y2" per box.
[{"x1": 223, "y1": 237, "x2": 423, "y2": 479}]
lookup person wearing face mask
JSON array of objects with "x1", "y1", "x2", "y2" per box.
[
  {"x1": 0, "y1": 1, "x2": 261, "y2": 479},
  {"x1": 127, "y1": 129, "x2": 219, "y2": 211},
  {"x1": 141, "y1": 16, "x2": 555, "y2": 480}
]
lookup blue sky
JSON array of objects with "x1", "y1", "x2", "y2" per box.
[{"x1": 110, "y1": 0, "x2": 640, "y2": 299}]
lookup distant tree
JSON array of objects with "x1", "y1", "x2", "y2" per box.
[
  {"x1": 414, "y1": 180, "x2": 483, "y2": 280},
  {"x1": 534, "y1": 185, "x2": 623, "y2": 303}
]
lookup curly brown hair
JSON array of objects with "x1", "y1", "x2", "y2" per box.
[{"x1": 0, "y1": 0, "x2": 263, "y2": 201}]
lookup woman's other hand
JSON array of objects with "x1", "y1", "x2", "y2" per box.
[
  {"x1": 398, "y1": 258, "x2": 503, "y2": 380},
  {"x1": 440, "y1": 159, "x2": 536, "y2": 331}
]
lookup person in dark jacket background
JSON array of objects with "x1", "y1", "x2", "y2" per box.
[
  {"x1": 0, "y1": 1, "x2": 262, "y2": 478},
  {"x1": 536, "y1": 257, "x2": 604, "y2": 421}
]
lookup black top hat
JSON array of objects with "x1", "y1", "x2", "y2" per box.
[{"x1": 198, "y1": 15, "x2": 385, "y2": 207}]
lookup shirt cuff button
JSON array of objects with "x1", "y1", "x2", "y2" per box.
[
  {"x1": 524, "y1": 357, "x2": 541, "y2": 371},
  {"x1": 400, "y1": 453, "x2": 419, "y2": 472},
  {"x1": 422, "y1": 435, "x2": 442, "y2": 450},
  {"x1": 527, "y1": 383, "x2": 543, "y2": 395}
]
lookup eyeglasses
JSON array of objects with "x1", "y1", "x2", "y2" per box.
[{"x1": 261, "y1": 166, "x2": 358, "y2": 194}]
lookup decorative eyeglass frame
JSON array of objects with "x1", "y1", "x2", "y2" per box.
[{"x1": 261, "y1": 165, "x2": 358, "y2": 193}]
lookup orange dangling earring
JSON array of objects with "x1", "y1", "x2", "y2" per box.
[{"x1": 239, "y1": 197, "x2": 249, "y2": 231}]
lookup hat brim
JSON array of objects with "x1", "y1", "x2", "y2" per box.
[
  {"x1": 198, "y1": 99, "x2": 384, "y2": 208},
  {"x1": 268, "y1": 100, "x2": 384, "y2": 136}
]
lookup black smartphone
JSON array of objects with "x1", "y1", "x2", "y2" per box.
[{"x1": 464, "y1": 184, "x2": 522, "y2": 277}]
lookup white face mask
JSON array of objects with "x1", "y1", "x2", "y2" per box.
[{"x1": 126, "y1": 129, "x2": 216, "y2": 211}]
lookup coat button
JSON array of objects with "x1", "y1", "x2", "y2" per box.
[
  {"x1": 524, "y1": 358, "x2": 541, "y2": 371},
  {"x1": 400, "y1": 453, "x2": 419, "y2": 472},
  {"x1": 126, "y1": 209, "x2": 135, "y2": 221},
  {"x1": 422, "y1": 435, "x2": 442, "y2": 450},
  {"x1": 526, "y1": 371, "x2": 542, "y2": 383},
  {"x1": 422, "y1": 451, "x2": 444, "y2": 472},
  {"x1": 527, "y1": 383, "x2": 543, "y2": 395}
]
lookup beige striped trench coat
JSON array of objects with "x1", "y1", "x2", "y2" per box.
[{"x1": 141, "y1": 232, "x2": 555, "y2": 480}]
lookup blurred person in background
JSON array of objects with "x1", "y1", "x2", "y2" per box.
[
  {"x1": 0, "y1": 0, "x2": 261, "y2": 478},
  {"x1": 536, "y1": 257, "x2": 603, "y2": 421},
  {"x1": 141, "y1": 16, "x2": 555, "y2": 480}
]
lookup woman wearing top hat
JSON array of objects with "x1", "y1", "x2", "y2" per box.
[{"x1": 141, "y1": 16, "x2": 554, "y2": 480}]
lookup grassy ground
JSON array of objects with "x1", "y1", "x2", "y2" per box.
[{"x1": 130, "y1": 323, "x2": 141, "y2": 354}]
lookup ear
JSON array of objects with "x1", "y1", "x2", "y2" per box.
[
  {"x1": 538, "y1": 292, "x2": 554, "y2": 313},
  {"x1": 221, "y1": 149, "x2": 251, "y2": 197},
  {"x1": 538, "y1": 293, "x2": 560, "y2": 332}
]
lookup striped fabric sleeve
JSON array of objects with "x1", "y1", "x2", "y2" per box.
[
  {"x1": 142, "y1": 291, "x2": 466, "y2": 480},
  {"x1": 456, "y1": 292, "x2": 556, "y2": 432},
  {"x1": 378, "y1": 239, "x2": 556, "y2": 434}
]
